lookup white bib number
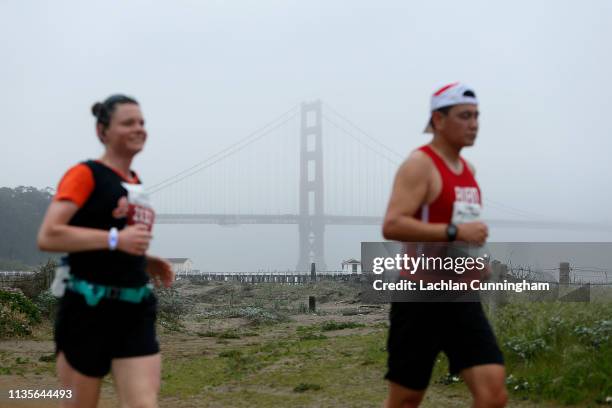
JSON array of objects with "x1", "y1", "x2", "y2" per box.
[
  {"x1": 51, "y1": 262, "x2": 70, "y2": 297},
  {"x1": 451, "y1": 201, "x2": 482, "y2": 224}
]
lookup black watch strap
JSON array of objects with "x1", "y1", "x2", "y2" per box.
[{"x1": 446, "y1": 223, "x2": 458, "y2": 242}]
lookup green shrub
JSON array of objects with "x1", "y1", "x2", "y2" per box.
[
  {"x1": 198, "y1": 306, "x2": 289, "y2": 326},
  {"x1": 490, "y1": 302, "x2": 612, "y2": 404},
  {"x1": 573, "y1": 319, "x2": 611, "y2": 348},
  {"x1": 156, "y1": 287, "x2": 193, "y2": 332},
  {"x1": 504, "y1": 337, "x2": 549, "y2": 361},
  {"x1": 0, "y1": 289, "x2": 41, "y2": 337},
  {"x1": 33, "y1": 289, "x2": 58, "y2": 319},
  {"x1": 157, "y1": 287, "x2": 194, "y2": 318}
]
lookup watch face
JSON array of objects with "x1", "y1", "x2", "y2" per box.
[{"x1": 447, "y1": 224, "x2": 457, "y2": 240}]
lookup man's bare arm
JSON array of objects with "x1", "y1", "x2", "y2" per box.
[
  {"x1": 382, "y1": 152, "x2": 448, "y2": 242},
  {"x1": 382, "y1": 153, "x2": 488, "y2": 244}
]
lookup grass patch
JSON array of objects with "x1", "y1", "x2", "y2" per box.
[
  {"x1": 161, "y1": 302, "x2": 610, "y2": 405},
  {"x1": 157, "y1": 315, "x2": 185, "y2": 332},
  {"x1": 0, "y1": 350, "x2": 56, "y2": 377},
  {"x1": 295, "y1": 324, "x2": 328, "y2": 340},
  {"x1": 196, "y1": 329, "x2": 244, "y2": 339},
  {"x1": 299, "y1": 332, "x2": 328, "y2": 341},
  {"x1": 490, "y1": 302, "x2": 612, "y2": 404},
  {"x1": 196, "y1": 330, "x2": 217, "y2": 338},
  {"x1": 218, "y1": 330, "x2": 241, "y2": 339},
  {"x1": 39, "y1": 354, "x2": 56, "y2": 363},
  {"x1": 320, "y1": 321, "x2": 365, "y2": 331},
  {"x1": 160, "y1": 328, "x2": 388, "y2": 405},
  {"x1": 375, "y1": 303, "x2": 611, "y2": 405},
  {"x1": 293, "y1": 383, "x2": 322, "y2": 392}
]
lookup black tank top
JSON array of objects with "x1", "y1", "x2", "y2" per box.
[{"x1": 67, "y1": 160, "x2": 148, "y2": 287}]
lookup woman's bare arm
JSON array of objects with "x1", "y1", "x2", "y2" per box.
[{"x1": 37, "y1": 200, "x2": 152, "y2": 255}]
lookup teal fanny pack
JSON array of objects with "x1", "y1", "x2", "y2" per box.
[{"x1": 67, "y1": 277, "x2": 153, "y2": 307}]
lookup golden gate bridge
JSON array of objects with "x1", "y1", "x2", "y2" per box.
[{"x1": 150, "y1": 101, "x2": 612, "y2": 271}]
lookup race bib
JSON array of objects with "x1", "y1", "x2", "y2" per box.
[
  {"x1": 122, "y1": 183, "x2": 156, "y2": 231},
  {"x1": 451, "y1": 201, "x2": 481, "y2": 224},
  {"x1": 51, "y1": 258, "x2": 70, "y2": 298}
]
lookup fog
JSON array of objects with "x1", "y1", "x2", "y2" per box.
[{"x1": 2, "y1": 0, "x2": 611, "y2": 270}]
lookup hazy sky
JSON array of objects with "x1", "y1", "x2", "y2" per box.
[{"x1": 2, "y1": 1, "x2": 611, "y2": 270}]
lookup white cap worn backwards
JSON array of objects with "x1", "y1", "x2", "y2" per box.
[{"x1": 424, "y1": 82, "x2": 478, "y2": 133}]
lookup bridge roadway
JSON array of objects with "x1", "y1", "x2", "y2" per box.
[{"x1": 156, "y1": 214, "x2": 612, "y2": 231}]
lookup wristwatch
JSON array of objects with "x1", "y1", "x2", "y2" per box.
[{"x1": 446, "y1": 223, "x2": 458, "y2": 242}]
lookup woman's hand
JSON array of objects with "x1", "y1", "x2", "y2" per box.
[
  {"x1": 118, "y1": 224, "x2": 152, "y2": 256},
  {"x1": 146, "y1": 256, "x2": 175, "y2": 288}
]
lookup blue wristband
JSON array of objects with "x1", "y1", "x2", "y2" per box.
[{"x1": 108, "y1": 227, "x2": 119, "y2": 251}]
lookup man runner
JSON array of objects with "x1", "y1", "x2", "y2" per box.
[{"x1": 382, "y1": 83, "x2": 507, "y2": 408}]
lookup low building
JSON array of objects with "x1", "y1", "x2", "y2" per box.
[
  {"x1": 166, "y1": 258, "x2": 193, "y2": 274},
  {"x1": 341, "y1": 258, "x2": 361, "y2": 273}
]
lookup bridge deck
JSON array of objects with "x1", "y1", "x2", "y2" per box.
[{"x1": 156, "y1": 214, "x2": 612, "y2": 231}]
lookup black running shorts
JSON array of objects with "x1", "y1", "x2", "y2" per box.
[
  {"x1": 54, "y1": 289, "x2": 159, "y2": 378},
  {"x1": 385, "y1": 301, "x2": 504, "y2": 390}
]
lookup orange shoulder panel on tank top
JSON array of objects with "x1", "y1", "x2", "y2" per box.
[{"x1": 54, "y1": 163, "x2": 95, "y2": 208}]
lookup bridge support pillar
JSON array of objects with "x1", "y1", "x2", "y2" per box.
[{"x1": 297, "y1": 100, "x2": 326, "y2": 271}]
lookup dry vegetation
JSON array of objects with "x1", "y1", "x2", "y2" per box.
[{"x1": 0, "y1": 279, "x2": 610, "y2": 407}]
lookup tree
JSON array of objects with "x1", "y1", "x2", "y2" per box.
[{"x1": 0, "y1": 186, "x2": 54, "y2": 267}]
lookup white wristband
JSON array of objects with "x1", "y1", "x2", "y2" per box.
[{"x1": 108, "y1": 227, "x2": 119, "y2": 251}]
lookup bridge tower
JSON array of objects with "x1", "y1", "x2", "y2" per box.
[{"x1": 297, "y1": 100, "x2": 326, "y2": 271}]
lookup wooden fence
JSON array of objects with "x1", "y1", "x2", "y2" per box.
[{"x1": 176, "y1": 270, "x2": 362, "y2": 284}]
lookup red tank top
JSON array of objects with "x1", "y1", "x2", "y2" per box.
[
  {"x1": 414, "y1": 145, "x2": 481, "y2": 224},
  {"x1": 401, "y1": 145, "x2": 483, "y2": 283}
]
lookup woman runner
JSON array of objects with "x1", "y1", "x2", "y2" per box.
[{"x1": 38, "y1": 94, "x2": 174, "y2": 408}]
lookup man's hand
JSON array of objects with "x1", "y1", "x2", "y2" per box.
[
  {"x1": 146, "y1": 256, "x2": 175, "y2": 288},
  {"x1": 118, "y1": 224, "x2": 152, "y2": 256},
  {"x1": 457, "y1": 221, "x2": 488, "y2": 246}
]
